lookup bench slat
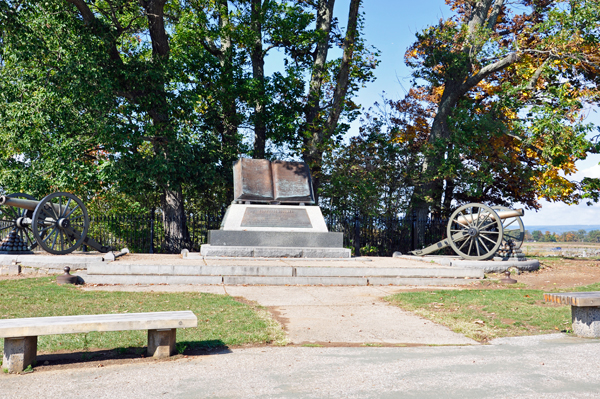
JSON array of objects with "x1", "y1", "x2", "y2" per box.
[
  {"x1": 544, "y1": 292, "x2": 600, "y2": 307},
  {"x1": 0, "y1": 311, "x2": 197, "y2": 338}
]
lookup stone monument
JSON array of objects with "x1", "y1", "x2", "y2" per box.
[{"x1": 200, "y1": 158, "x2": 350, "y2": 258}]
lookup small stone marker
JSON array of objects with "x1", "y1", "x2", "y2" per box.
[{"x1": 56, "y1": 267, "x2": 77, "y2": 285}]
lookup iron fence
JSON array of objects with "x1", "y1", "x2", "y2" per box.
[
  {"x1": 325, "y1": 213, "x2": 448, "y2": 256},
  {"x1": 84, "y1": 211, "x2": 448, "y2": 256}
]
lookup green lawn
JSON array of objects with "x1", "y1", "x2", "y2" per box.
[
  {"x1": 0, "y1": 277, "x2": 286, "y2": 355},
  {"x1": 386, "y1": 282, "x2": 600, "y2": 342}
]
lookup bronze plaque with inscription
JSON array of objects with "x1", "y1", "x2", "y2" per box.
[{"x1": 241, "y1": 207, "x2": 313, "y2": 228}]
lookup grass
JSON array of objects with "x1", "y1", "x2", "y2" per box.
[
  {"x1": 385, "y1": 282, "x2": 600, "y2": 342},
  {"x1": 0, "y1": 277, "x2": 287, "y2": 355}
]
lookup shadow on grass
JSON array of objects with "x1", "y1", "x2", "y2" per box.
[{"x1": 34, "y1": 340, "x2": 231, "y2": 369}]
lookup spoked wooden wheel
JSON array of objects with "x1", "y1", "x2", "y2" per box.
[
  {"x1": 447, "y1": 203, "x2": 503, "y2": 260},
  {"x1": 32, "y1": 192, "x2": 89, "y2": 255},
  {"x1": 0, "y1": 193, "x2": 38, "y2": 251},
  {"x1": 492, "y1": 205, "x2": 525, "y2": 249}
]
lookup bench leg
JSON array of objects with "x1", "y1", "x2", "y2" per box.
[
  {"x1": 572, "y1": 305, "x2": 600, "y2": 338},
  {"x1": 148, "y1": 329, "x2": 176, "y2": 358},
  {"x1": 2, "y1": 336, "x2": 37, "y2": 373}
]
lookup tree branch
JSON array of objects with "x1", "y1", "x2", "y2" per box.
[
  {"x1": 324, "y1": 0, "x2": 361, "y2": 136},
  {"x1": 526, "y1": 58, "x2": 548, "y2": 91},
  {"x1": 63, "y1": 0, "x2": 122, "y2": 62},
  {"x1": 486, "y1": 0, "x2": 504, "y2": 31},
  {"x1": 64, "y1": 0, "x2": 95, "y2": 23},
  {"x1": 467, "y1": 0, "x2": 494, "y2": 36},
  {"x1": 462, "y1": 52, "x2": 519, "y2": 92}
]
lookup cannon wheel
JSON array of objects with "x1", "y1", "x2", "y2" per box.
[
  {"x1": 447, "y1": 203, "x2": 503, "y2": 260},
  {"x1": 0, "y1": 193, "x2": 38, "y2": 251},
  {"x1": 31, "y1": 192, "x2": 90, "y2": 255},
  {"x1": 492, "y1": 205, "x2": 525, "y2": 249}
]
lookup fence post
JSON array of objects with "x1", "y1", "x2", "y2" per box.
[
  {"x1": 354, "y1": 214, "x2": 361, "y2": 257},
  {"x1": 412, "y1": 210, "x2": 418, "y2": 251},
  {"x1": 149, "y1": 208, "x2": 155, "y2": 254}
]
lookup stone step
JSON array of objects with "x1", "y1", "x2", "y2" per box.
[
  {"x1": 87, "y1": 264, "x2": 483, "y2": 279},
  {"x1": 81, "y1": 274, "x2": 479, "y2": 286},
  {"x1": 0, "y1": 254, "x2": 106, "y2": 268},
  {"x1": 200, "y1": 245, "x2": 351, "y2": 258}
]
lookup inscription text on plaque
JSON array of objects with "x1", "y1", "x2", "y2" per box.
[{"x1": 241, "y1": 208, "x2": 313, "y2": 228}]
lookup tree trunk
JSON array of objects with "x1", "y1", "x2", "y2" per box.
[
  {"x1": 303, "y1": 0, "x2": 335, "y2": 202},
  {"x1": 141, "y1": 0, "x2": 190, "y2": 253},
  {"x1": 251, "y1": 0, "x2": 266, "y2": 159},
  {"x1": 303, "y1": 0, "x2": 361, "y2": 203},
  {"x1": 161, "y1": 186, "x2": 189, "y2": 253}
]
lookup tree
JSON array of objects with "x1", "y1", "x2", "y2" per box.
[
  {"x1": 321, "y1": 98, "x2": 424, "y2": 218},
  {"x1": 404, "y1": 0, "x2": 600, "y2": 223},
  {"x1": 587, "y1": 230, "x2": 600, "y2": 243},
  {"x1": 0, "y1": 0, "x2": 234, "y2": 252},
  {"x1": 543, "y1": 231, "x2": 557, "y2": 242},
  {"x1": 299, "y1": 0, "x2": 378, "y2": 201}
]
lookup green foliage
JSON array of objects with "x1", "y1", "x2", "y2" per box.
[
  {"x1": 321, "y1": 97, "x2": 422, "y2": 218},
  {"x1": 0, "y1": 0, "x2": 229, "y2": 209}
]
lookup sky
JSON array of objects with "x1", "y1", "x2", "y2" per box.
[{"x1": 332, "y1": 0, "x2": 600, "y2": 227}]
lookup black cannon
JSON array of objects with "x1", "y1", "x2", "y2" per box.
[
  {"x1": 0, "y1": 192, "x2": 111, "y2": 255},
  {"x1": 410, "y1": 203, "x2": 525, "y2": 260}
]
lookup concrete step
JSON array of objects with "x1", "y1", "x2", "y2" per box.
[
  {"x1": 87, "y1": 264, "x2": 483, "y2": 279},
  {"x1": 82, "y1": 274, "x2": 479, "y2": 286},
  {"x1": 0, "y1": 254, "x2": 106, "y2": 269},
  {"x1": 200, "y1": 245, "x2": 351, "y2": 258}
]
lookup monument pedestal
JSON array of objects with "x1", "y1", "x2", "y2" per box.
[{"x1": 201, "y1": 204, "x2": 350, "y2": 258}]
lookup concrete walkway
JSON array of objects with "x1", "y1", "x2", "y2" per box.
[
  {"x1": 85, "y1": 285, "x2": 476, "y2": 345},
  {"x1": 2, "y1": 334, "x2": 600, "y2": 398}
]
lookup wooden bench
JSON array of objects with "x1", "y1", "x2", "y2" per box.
[
  {"x1": 544, "y1": 292, "x2": 600, "y2": 338},
  {"x1": 1, "y1": 311, "x2": 197, "y2": 373}
]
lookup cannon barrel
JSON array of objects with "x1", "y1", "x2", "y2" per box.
[
  {"x1": 0, "y1": 196, "x2": 39, "y2": 211},
  {"x1": 456, "y1": 208, "x2": 524, "y2": 226}
]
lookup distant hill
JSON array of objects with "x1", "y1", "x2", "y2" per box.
[{"x1": 527, "y1": 225, "x2": 600, "y2": 234}]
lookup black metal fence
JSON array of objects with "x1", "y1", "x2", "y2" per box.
[
  {"x1": 87, "y1": 213, "x2": 224, "y2": 254},
  {"x1": 87, "y1": 212, "x2": 449, "y2": 256},
  {"x1": 325, "y1": 213, "x2": 448, "y2": 257}
]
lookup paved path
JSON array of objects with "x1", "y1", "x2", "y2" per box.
[
  {"x1": 85, "y1": 285, "x2": 476, "y2": 345},
  {"x1": 2, "y1": 334, "x2": 600, "y2": 398}
]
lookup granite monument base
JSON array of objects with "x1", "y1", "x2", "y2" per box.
[
  {"x1": 208, "y1": 230, "x2": 343, "y2": 247},
  {"x1": 200, "y1": 244, "x2": 351, "y2": 258}
]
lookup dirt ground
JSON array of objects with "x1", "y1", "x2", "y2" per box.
[{"x1": 483, "y1": 257, "x2": 600, "y2": 290}]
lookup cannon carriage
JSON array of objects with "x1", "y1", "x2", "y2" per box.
[
  {"x1": 410, "y1": 202, "x2": 525, "y2": 260},
  {"x1": 0, "y1": 192, "x2": 111, "y2": 255}
]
